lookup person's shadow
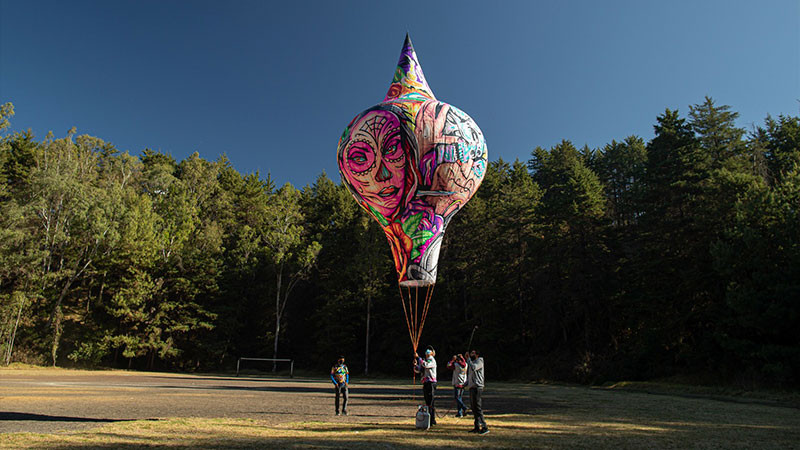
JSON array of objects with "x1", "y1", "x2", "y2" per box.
[{"x1": 0, "y1": 412, "x2": 146, "y2": 423}]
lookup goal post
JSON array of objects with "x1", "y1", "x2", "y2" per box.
[{"x1": 236, "y1": 357, "x2": 294, "y2": 378}]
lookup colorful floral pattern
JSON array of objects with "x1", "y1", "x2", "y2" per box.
[{"x1": 337, "y1": 35, "x2": 487, "y2": 286}]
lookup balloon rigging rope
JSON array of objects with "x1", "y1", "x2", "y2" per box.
[
  {"x1": 397, "y1": 285, "x2": 415, "y2": 351},
  {"x1": 406, "y1": 287, "x2": 412, "y2": 348},
  {"x1": 419, "y1": 284, "x2": 434, "y2": 346},
  {"x1": 397, "y1": 285, "x2": 439, "y2": 355},
  {"x1": 414, "y1": 286, "x2": 422, "y2": 350},
  {"x1": 398, "y1": 285, "x2": 418, "y2": 402},
  {"x1": 397, "y1": 285, "x2": 436, "y2": 349},
  {"x1": 397, "y1": 284, "x2": 456, "y2": 418},
  {"x1": 397, "y1": 283, "x2": 439, "y2": 407}
]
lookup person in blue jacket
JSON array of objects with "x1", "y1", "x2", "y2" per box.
[{"x1": 330, "y1": 355, "x2": 349, "y2": 415}]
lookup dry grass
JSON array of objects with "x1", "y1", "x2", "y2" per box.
[
  {"x1": 2, "y1": 368, "x2": 798, "y2": 449},
  {"x1": 2, "y1": 407, "x2": 798, "y2": 449},
  {"x1": 602, "y1": 380, "x2": 800, "y2": 407}
]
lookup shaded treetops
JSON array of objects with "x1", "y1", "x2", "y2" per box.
[{"x1": 0, "y1": 98, "x2": 797, "y2": 387}]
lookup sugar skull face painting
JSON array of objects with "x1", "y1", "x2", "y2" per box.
[
  {"x1": 339, "y1": 106, "x2": 416, "y2": 221},
  {"x1": 337, "y1": 35, "x2": 487, "y2": 287}
]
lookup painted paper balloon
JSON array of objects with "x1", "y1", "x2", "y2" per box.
[{"x1": 337, "y1": 35, "x2": 487, "y2": 288}]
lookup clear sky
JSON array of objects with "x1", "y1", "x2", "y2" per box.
[{"x1": 1, "y1": 0, "x2": 798, "y2": 187}]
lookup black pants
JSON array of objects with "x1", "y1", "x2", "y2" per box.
[
  {"x1": 423, "y1": 381, "x2": 437, "y2": 424},
  {"x1": 470, "y1": 387, "x2": 487, "y2": 430},
  {"x1": 335, "y1": 384, "x2": 348, "y2": 413}
]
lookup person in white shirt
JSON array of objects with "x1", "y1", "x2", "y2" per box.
[
  {"x1": 447, "y1": 353, "x2": 468, "y2": 417},
  {"x1": 413, "y1": 345, "x2": 438, "y2": 426}
]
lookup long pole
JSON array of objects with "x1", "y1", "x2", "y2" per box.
[{"x1": 467, "y1": 325, "x2": 478, "y2": 350}]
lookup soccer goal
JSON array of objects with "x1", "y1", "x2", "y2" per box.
[{"x1": 235, "y1": 357, "x2": 294, "y2": 378}]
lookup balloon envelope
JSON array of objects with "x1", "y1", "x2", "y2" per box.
[{"x1": 337, "y1": 35, "x2": 487, "y2": 286}]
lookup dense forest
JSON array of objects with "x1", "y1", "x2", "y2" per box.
[{"x1": 0, "y1": 97, "x2": 798, "y2": 387}]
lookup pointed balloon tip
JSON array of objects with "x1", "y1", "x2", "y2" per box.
[
  {"x1": 402, "y1": 33, "x2": 414, "y2": 55},
  {"x1": 384, "y1": 34, "x2": 435, "y2": 102}
]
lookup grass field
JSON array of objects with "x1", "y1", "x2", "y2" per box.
[{"x1": 1, "y1": 367, "x2": 798, "y2": 449}]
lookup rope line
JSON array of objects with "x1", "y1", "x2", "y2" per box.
[
  {"x1": 397, "y1": 284, "x2": 439, "y2": 353},
  {"x1": 413, "y1": 286, "x2": 419, "y2": 349},
  {"x1": 397, "y1": 285, "x2": 415, "y2": 348},
  {"x1": 397, "y1": 282, "x2": 441, "y2": 407},
  {"x1": 418, "y1": 284, "x2": 434, "y2": 345}
]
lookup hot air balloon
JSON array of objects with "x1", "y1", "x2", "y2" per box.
[{"x1": 336, "y1": 35, "x2": 487, "y2": 352}]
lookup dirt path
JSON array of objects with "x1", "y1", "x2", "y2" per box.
[{"x1": 0, "y1": 370, "x2": 487, "y2": 434}]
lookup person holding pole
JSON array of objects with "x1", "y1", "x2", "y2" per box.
[{"x1": 466, "y1": 349, "x2": 488, "y2": 434}]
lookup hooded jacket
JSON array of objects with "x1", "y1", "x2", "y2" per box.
[{"x1": 466, "y1": 356, "x2": 484, "y2": 389}]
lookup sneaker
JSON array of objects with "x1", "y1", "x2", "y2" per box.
[
  {"x1": 455, "y1": 412, "x2": 463, "y2": 418},
  {"x1": 342, "y1": 410, "x2": 348, "y2": 416},
  {"x1": 478, "y1": 428, "x2": 490, "y2": 435},
  {"x1": 468, "y1": 428, "x2": 479, "y2": 433},
  {"x1": 335, "y1": 412, "x2": 340, "y2": 416}
]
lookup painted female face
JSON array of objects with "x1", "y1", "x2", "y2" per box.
[{"x1": 342, "y1": 110, "x2": 407, "y2": 219}]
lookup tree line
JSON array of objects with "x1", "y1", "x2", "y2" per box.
[{"x1": 0, "y1": 98, "x2": 797, "y2": 386}]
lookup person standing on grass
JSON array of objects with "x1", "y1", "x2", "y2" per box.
[
  {"x1": 414, "y1": 345, "x2": 438, "y2": 426},
  {"x1": 447, "y1": 353, "x2": 468, "y2": 418},
  {"x1": 330, "y1": 355, "x2": 349, "y2": 416},
  {"x1": 466, "y1": 349, "x2": 488, "y2": 435}
]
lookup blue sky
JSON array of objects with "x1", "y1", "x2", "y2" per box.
[{"x1": 1, "y1": 0, "x2": 798, "y2": 187}]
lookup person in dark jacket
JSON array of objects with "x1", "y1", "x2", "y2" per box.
[{"x1": 330, "y1": 355, "x2": 349, "y2": 415}]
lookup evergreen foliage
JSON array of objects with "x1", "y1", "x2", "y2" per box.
[{"x1": 0, "y1": 99, "x2": 797, "y2": 386}]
